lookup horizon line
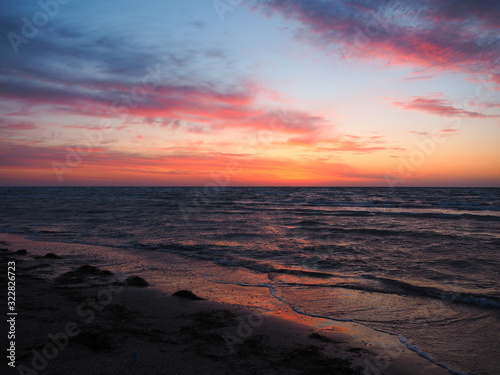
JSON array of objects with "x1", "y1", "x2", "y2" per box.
[{"x1": 1, "y1": 185, "x2": 499, "y2": 189}]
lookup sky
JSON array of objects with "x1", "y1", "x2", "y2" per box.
[{"x1": 0, "y1": 0, "x2": 499, "y2": 187}]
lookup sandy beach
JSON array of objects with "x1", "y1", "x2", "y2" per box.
[
  {"x1": 1, "y1": 0, "x2": 499, "y2": 370},
  {"x1": 0, "y1": 234, "x2": 452, "y2": 375}
]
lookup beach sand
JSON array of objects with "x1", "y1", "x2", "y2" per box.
[{"x1": 1, "y1": 234, "x2": 450, "y2": 375}]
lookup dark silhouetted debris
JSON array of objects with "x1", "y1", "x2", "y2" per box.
[
  {"x1": 55, "y1": 265, "x2": 114, "y2": 284},
  {"x1": 125, "y1": 275, "x2": 149, "y2": 287},
  {"x1": 173, "y1": 290, "x2": 204, "y2": 300}
]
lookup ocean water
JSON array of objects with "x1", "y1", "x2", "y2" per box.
[{"x1": 1, "y1": 187, "x2": 499, "y2": 374}]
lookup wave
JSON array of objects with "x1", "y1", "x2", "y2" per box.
[
  {"x1": 0, "y1": 227, "x2": 26, "y2": 235},
  {"x1": 133, "y1": 242, "x2": 200, "y2": 252},
  {"x1": 288, "y1": 209, "x2": 500, "y2": 221},
  {"x1": 269, "y1": 273, "x2": 500, "y2": 309},
  {"x1": 296, "y1": 220, "x2": 327, "y2": 226},
  {"x1": 364, "y1": 275, "x2": 500, "y2": 309},
  {"x1": 349, "y1": 210, "x2": 492, "y2": 222},
  {"x1": 267, "y1": 285, "x2": 468, "y2": 375},
  {"x1": 397, "y1": 336, "x2": 468, "y2": 375},
  {"x1": 269, "y1": 268, "x2": 335, "y2": 279},
  {"x1": 324, "y1": 227, "x2": 428, "y2": 237},
  {"x1": 137, "y1": 242, "x2": 346, "y2": 280},
  {"x1": 313, "y1": 227, "x2": 462, "y2": 240},
  {"x1": 397, "y1": 212, "x2": 499, "y2": 221},
  {"x1": 135, "y1": 241, "x2": 500, "y2": 310},
  {"x1": 357, "y1": 211, "x2": 499, "y2": 221}
]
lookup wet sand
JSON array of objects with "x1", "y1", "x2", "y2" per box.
[{"x1": 1, "y1": 235, "x2": 450, "y2": 375}]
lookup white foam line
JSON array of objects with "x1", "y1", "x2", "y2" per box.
[
  {"x1": 267, "y1": 285, "x2": 468, "y2": 375},
  {"x1": 398, "y1": 336, "x2": 468, "y2": 375}
]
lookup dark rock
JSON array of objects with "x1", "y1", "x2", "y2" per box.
[
  {"x1": 55, "y1": 265, "x2": 114, "y2": 284},
  {"x1": 75, "y1": 265, "x2": 105, "y2": 275},
  {"x1": 347, "y1": 347, "x2": 363, "y2": 353},
  {"x1": 15, "y1": 249, "x2": 27, "y2": 255},
  {"x1": 173, "y1": 290, "x2": 204, "y2": 300},
  {"x1": 125, "y1": 276, "x2": 149, "y2": 287}
]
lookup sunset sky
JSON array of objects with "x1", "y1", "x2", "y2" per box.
[{"x1": 1, "y1": 0, "x2": 499, "y2": 186}]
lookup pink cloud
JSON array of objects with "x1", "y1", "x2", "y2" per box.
[
  {"x1": 0, "y1": 121, "x2": 37, "y2": 131},
  {"x1": 0, "y1": 140, "x2": 390, "y2": 186},
  {"x1": 256, "y1": 0, "x2": 500, "y2": 83},
  {"x1": 409, "y1": 131, "x2": 429, "y2": 136},
  {"x1": 285, "y1": 134, "x2": 398, "y2": 154},
  {"x1": 0, "y1": 74, "x2": 331, "y2": 138},
  {"x1": 403, "y1": 75, "x2": 435, "y2": 82},
  {"x1": 390, "y1": 94, "x2": 497, "y2": 118}
]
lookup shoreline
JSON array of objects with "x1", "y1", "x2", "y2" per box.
[{"x1": 1, "y1": 234, "x2": 450, "y2": 374}]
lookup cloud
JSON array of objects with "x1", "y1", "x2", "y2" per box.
[
  {"x1": 480, "y1": 102, "x2": 500, "y2": 109},
  {"x1": 0, "y1": 8, "x2": 333, "y2": 140},
  {"x1": 390, "y1": 94, "x2": 497, "y2": 118},
  {"x1": 316, "y1": 142, "x2": 388, "y2": 153},
  {"x1": 0, "y1": 140, "x2": 387, "y2": 185},
  {"x1": 0, "y1": 120, "x2": 37, "y2": 131},
  {"x1": 0, "y1": 0, "x2": 338, "y2": 165},
  {"x1": 253, "y1": 0, "x2": 500, "y2": 83},
  {"x1": 408, "y1": 127, "x2": 461, "y2": 140},
  {"x1": 285, "y1": 133, "x2": 399, "y2": 154},
  {"x1": 403, "y1": 74, "x2": 435, "y2": 82},
  {"x1": 409, "y1": 131, "x2": 429, "y2": 136},
  {"x1": 435, "y1": 127, "x2": 461, "y2": 137},
  {"x1": 0, "y1": 64, "x2": 331, "y2": 140}
]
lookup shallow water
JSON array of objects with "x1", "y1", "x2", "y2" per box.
[{"x1": 1, "y1": 187, "x2": 499, "y2": 374}]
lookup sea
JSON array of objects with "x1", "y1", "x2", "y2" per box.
[{"x1": 0, "y1": 187, "x2": 499, "y2": 375}]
